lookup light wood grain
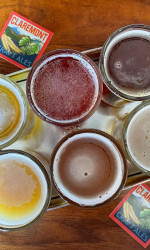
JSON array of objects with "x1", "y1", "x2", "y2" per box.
[{"x1": 0, "y1": 1, "x2": 150, "y2": 249}]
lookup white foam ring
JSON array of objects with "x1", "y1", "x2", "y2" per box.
[
  {"x1": 30, "y1": 53, "x2": 99, "y2": 123},
  {"x1": 0, "y1": 153, "x2": 48, "y2": 226},
  {"x1": 53, "y1": 133, "x2": 124, "y2": 206}
]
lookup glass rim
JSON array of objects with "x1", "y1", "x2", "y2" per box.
[
  {"x1": 26, "y1": 49, "x2": 103, "y2": 126},
  {"x1": 0, "y1": 75, "x2": 29, "y2": 149},
  {"x1": 123, "y1": 100, "x2": 150, "y2": 174},
  {"x1": 0, "y1": 149, "x2": 51, "y2": 231},
  {"x1": 50, "y1": 128, "x2": 127, "y2": 208},
  {"x1": 99, "y1": 24, "x2": 150, "y2": 101}
]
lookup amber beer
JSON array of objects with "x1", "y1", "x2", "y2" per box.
[
  {"x1": 51, "y1": 129, "x2": 127, "y2": 207},
  {"x1": 0, "y1": 150, "x2": 51, "y2": 230},
  {"x1": 26, "y1": 49, "x2": 103, "y2": 126},
  {"x1": 100, "y1": 24, "x2": 150, "y2": 100},
  {"x1": 123, "y1": 101, "x2": 150, "y2": 174},
  {"x1": 0, "y1": 75, "x2": 28, "y2": 149}
]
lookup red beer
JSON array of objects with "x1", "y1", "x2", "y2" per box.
[{"x1": 27, "y1": 49, "x2": 103, "y2": 126}]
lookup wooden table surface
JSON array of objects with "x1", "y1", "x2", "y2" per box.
[{"x1": 0, "y1": 0, "x2": 150, "y2": 249}]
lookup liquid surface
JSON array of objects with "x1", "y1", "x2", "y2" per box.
[
  {"x1": 126, "y1": 105, "x2": 150, "y2": 171},
  {"x1": 0, "y1": 85, "x2": 20, "y2": 138},
  {"x1": 31, "y1": 55, "x2": 100, "y2": 122},
  {"x1": 107, "y1": 37, "x2": 150, "y2": 96},
  {"x1": 53, "y1": 133, "x2": 123, "y2": 206},
  {"x1": 0, "y1": 156, "x2": 44, "y2": 225}
]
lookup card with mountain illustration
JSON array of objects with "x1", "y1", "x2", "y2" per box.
[
  {"x1": 110, "y1": 183, "x2": 150, "y2": 248},
  {"x1": 0, "y1": 11, "x2": 53, "y2": 69}
]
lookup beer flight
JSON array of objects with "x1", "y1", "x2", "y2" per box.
[{"x1": 0, "y1": 24, "x2": 150, "y2": 231}]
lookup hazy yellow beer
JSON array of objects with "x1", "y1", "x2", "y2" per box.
[
  {"x1": 0, "y1": 75, "x2": 28, "y2": 149},
  {"x1": 0, "y1": 150, "x2": 51, "y2": 230}
]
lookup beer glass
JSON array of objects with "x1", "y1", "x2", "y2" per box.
[
  {"x1": 26, "y1": 49, "x2": 103, "y2": 126},
  {"x1": 123, "y1": 101, "x2": 150, "y2": 174},
  {"x1": 99, "y1": 24, "x2": 150, "y2": 101},
  {"x1": 51, "y1": 129, "x2": 127, "y2": 208},
  {"x1": 0, "y1": 150, "x2": 51, "y2": 231},
  {"x1": 0, "y1": 74, "x2": 35, "y2": 149}
]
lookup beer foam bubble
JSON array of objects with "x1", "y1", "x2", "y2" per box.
[
  {"x1": 0, "y1": 153, "x2": 48, "y2": 226},
  {"x1": 114, "y1": 61, "x2": 122, "y2": 69},
  {"x1": 52, "y1": 132, "x2": 124, "y2": 206},
  {"x1": 126, "y1": 104, "x2": 150, "y2": 171},
  {"x1": 30, "y1": 53, "x2": 100, "y2": 124},
  {"x1": 0, "y1": 79, "x2": 26, "y2": 146}
]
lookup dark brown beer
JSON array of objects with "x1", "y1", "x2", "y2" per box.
[
  {"x1": 108, "y1": 37, "x2": 150, "y2": 95},
  {"x1": 100, "y1": 25, "x2": 150, "y2": 100}
]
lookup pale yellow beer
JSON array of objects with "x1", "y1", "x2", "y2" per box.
[
  {"x1": 0, "y1": 150, "x2": 51, "y2": 231},
  {"x1": 0, "y1": 75, "x2": 28, "y2": 149}
]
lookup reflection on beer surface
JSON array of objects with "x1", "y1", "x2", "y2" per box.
[
  {"x1": 52, "y1": 132, "x2": 126, "y2": 207},
  {"x1": 0, "y1": 153, "x2": 47, "y2": 226},
  {"x1": 125, "y1": 103, "x2": 150, "y2": 172}
]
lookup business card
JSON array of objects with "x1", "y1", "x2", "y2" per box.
[
  {"x1": 0, "y1": 11, "x2": 53, "y2": 69},
  {"x1": 110, "y1": 184, "x2": 150, "y2": 248}
]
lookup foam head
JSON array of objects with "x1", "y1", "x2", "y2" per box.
[
  {"x1": 51, "y1": 130, "x2": 127, "y2": 207},
  {"x1": 0, "y1": 151, "x2": 50, "y2": 230},
  {"x1": 124, "y1": 102, "x2": 150, "y2": 172},
  {"x1": 27, "y1": 49, "x2": 103, "y2": 126},
  {"x1": 0, "y1": 75, "x2": 28, "y2": 148}
]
